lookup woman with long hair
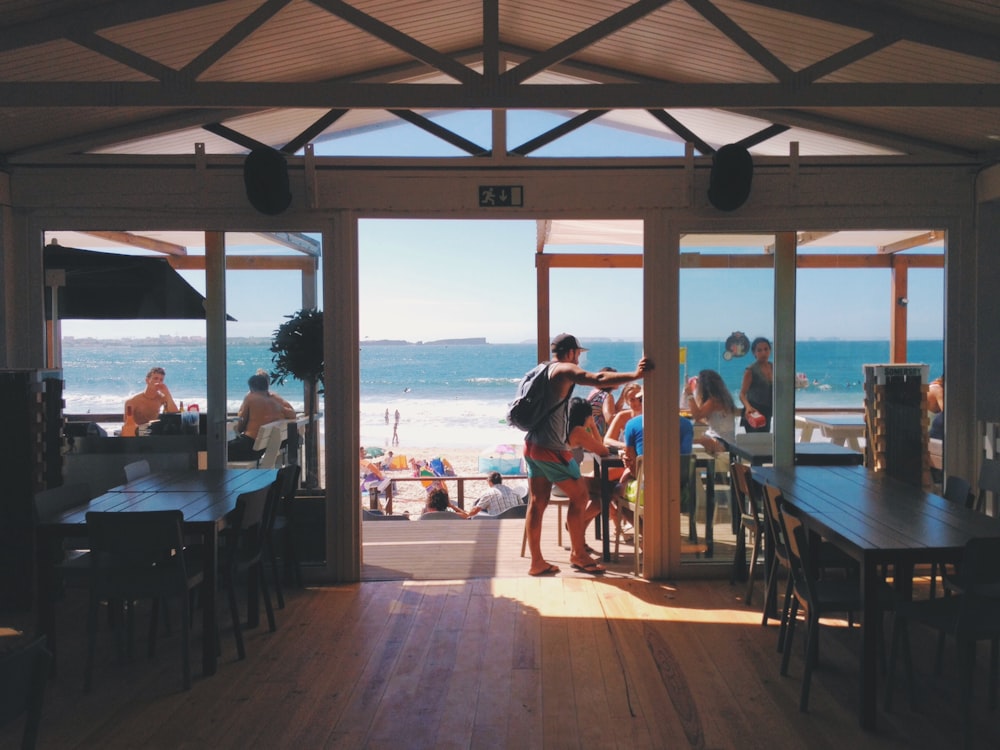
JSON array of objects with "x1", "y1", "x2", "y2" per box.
[{"x1": 684, "y1": 368, "x2": 738, "y2": 454}]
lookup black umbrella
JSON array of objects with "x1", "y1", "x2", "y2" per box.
[{"x1": 43, "y1": 244, "x2": 233, "y2": 320}]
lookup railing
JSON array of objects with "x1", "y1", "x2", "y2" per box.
[{"x1": 368, "y1": 474, "x2": 528, "y2": 515}]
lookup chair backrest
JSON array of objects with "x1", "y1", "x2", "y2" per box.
[
  {"x1": 123, "y1": 459, "x2": 151, "y2": 482},
  {"x1": 773, "y1": 500, "x2": 818, "y2": 605},
  {"x1": 489, "y1": 504, "x2": 528, "y2": 519},
  {"x1": 278, "y1": 463, "x2": 301, "y2": 505},
  {"x1": 254, "y1": 420, "x2": 289, "y2": 469},
  {"x1": 943, "y1": 474, "x2": 973, "y2": 509},
  {"x1": 761, "y1": 484, "x2": 790, "y2": 566},
  {"x1": 955, "y1": 537, "x2": 1000, "y2": 639},
  {"x1": 86, "y1": 510, "x2": 189, "y2": 596},
  {"x1": 0, "y1": 636, "x2": 51, "y2": 750},
  {"x1": 728, "y1": 460, "x2": 753, "y2": 520},
  {"x1": 225, "y1": 486, "x2": 270, "y2": 569},
  {"x1": 32, "y1": 483, "x2": 92, "y2": 523},
  {"x1": 362, "y1": 509, "x2": 409, "y2": 521},
  {"x1": 634, "y1": 454, "x2": 645, "y2": 507},
  {"x1": 976, "y1": 459, "x2": 1000, "y2": 514},
  {"x1": 417, "y1": 511, "x2": 464, "y2": 520}
]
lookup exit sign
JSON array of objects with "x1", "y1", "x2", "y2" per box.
[{"x1": 479, "y1": 185, "x2": 523, "y2": 207}]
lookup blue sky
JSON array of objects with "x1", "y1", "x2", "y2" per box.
[{"x1": 60, "y1": 111, "x2": 944, "y2": 343}]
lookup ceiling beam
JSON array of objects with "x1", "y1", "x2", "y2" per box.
[
  {"x1": 537, "y1": 252, "x2": 943, "y2": 270},
  {"x1": 503, "y1": 0, "x2": 675, "y2": 86},
  {"x1": 77, "y1": 231, "x2": 188, "y2": 256},
  {"x1": 167, "y1": 255, "x2": 315, "y2": 272},
  {"x1": 686, "y1": 0, "x2": 793, "y2": 82},
  {"x1": 309, "y1": 0, "x2": 480, "y2": 86},
  {"x1": 183, "y1": 0, "x2": 292, "y2": 79},
  {"x1": 388, "y1": 110, "x2": 489, "y2": 156},
  {"x1": 3, "y1": 81, "x2": 997, "y2": 109},
  {"x1": 878, "y1": 230, "x2": 945, "y2": 254},
  {"x1": 253, "y1": 232, "x2": 321, "y2": 257},
  {"x1": 0, "y1": 0, "x2": 231, "y2": 53},
  {"x1": 740, "y1": 0, "x2": 1000, "y2": 63}
]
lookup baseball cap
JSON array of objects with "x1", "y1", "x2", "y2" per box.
[{"x1": 551, "y1": 333, "x2": 588, "y2": 353}]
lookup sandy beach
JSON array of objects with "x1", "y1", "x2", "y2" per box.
[{"x1": 362, "y1": 444, "x2": 525, "y2": 517}]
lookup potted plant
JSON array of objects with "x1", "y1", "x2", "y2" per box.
[{"x1": 269, "y1": 308, "x2": 323, "y2": 488}]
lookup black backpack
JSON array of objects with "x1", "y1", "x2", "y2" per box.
[{"x1": 506, "y1": 363, "x2": 560, "y2": 432}]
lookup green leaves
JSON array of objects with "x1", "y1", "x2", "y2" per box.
[{"x1": 269, "y1": 308, "x2": 324, "y2": 392}]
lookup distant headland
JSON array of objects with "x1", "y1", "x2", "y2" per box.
[{"x1": 362, "y1": 337, "x2": 488, "y2": 346}]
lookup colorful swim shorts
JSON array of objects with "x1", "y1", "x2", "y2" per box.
[{"x1": 524, "y1": 442, "x2": 581, "y2": 483}]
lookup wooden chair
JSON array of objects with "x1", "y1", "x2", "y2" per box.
[
  {"x1": 122, "y1": 459, "x2": 150, "y2": 482},
  {"x1": 760, "y1": 485, "x2": 796, "y2": 649},
  {"x1": 32, "y1": 483, "x2": 93, "y2": 672},
  {"x1": 84, "y1": 510, "x2": 204, "y2": 691},
  {"x1": 729, "y1": 461, "x2": 765, "y2": 606},
  {"x1": 886, "y1": 536, "x2": 1000, "y2": 750},
  {"x1": 263, "y1": 464, "x2": 302, "y2": 608},
  {"x1": 627, "y1": 455, "x2": 646, "y2": 576},
  {"x1": 0, "y1": 636, "x2": 51, "y2": 750},
  {"x1": 975, "y1": 458, "x2": 1000, "y2": 515},
  {"x1": 779, "y1": 500, "x2": 890, "y2": 712},
  {"x1": 929, "y1": 475, "x2": 974, "y2": 598},
  {"x1": 228, "y1": 420, "x2": 288, "y2": 469},
  {"x1": 474, "y1": 503, "x2": 527, "y2": 519},
  {"x1": 417, "y1": 511, "x2": 465, "y2": 520},
  {"x1": 220, "y1": 486, "x2": 276, "y2": 660}
]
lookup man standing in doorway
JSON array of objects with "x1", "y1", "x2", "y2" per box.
[{"x1": 524, "y1": 333, "x2": 651, "y2": 576}]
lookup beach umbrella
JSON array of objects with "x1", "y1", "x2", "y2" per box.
[
  {"x1": 483, "y1": 443, "x2": 520, "y2": 456},
  {"x1": 43, "y1": 243, "x2": 233, "y2": 321},
  {"x1": 365, "y1": 447, "x2": 385, "y2": 458}
]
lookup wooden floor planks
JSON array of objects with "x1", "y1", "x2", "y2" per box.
[{"x1": 5, "y1": 521, "x2": 1000, "y2": 749}]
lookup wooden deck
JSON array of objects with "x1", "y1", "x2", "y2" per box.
[{"x1": 4, "y1": 518, "x2": 999, "y2": 749}]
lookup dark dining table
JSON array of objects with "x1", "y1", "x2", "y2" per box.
[
  {"x1": 751, "y1": 464, "x2": 1000, "y2": 730},
  {"x1": 726, "y1": 433, "x2": 863, "y2": 466},
  {"x1": 36, "y1": 468, "x2": 278, "y2": 677}
]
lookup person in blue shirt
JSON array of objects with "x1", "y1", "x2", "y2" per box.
[{"x1": 613, "y1": 392, "x2": 696, "y2": 525}]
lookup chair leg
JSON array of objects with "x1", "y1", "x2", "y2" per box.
[
  {"x1": 991, "y1": 637, "x2": 999, "y2": 710},
  {"x1": 745, "y1": 530, "x2": 761, "y2": 607},
  {"x1": 225, "y1": 571, "x2": 245, "y2": 660},
  {"x1": 84, "y1": 593, "x2": 100, "y2": 692},
  {"x1": 731, "y1": 521, "x2": 746, "y2": 585},
  {"x1": 180, "y1": 593, "x2": 192, "y2": 691},
  {"x1": 780, "y1": 598, "x2": 799, "y2": 676},
  {"x1": 958, "y1": 640, "x2": 976, "y2": 750},
  {"x1": 777, "y1": 574, "x2": 794, "y2": 653},
  {"x1": 148, "y1": 599, "x2": 160, "y2": 658},
  {"x1": 761, "y1": 556, "x2": 776, "y2": 626},
  {"x1": 266, "y1": 540, "x2": 285, "y2": 609},
  {"x1": 283, "y1": 530, "x2": 303, "y2": 588},
  {"x1": 259, "y1": 563, "x2": 276, "y2": 633},
  {"x1": 800, "y1": 611, "x2": 818, "y2": 712}
]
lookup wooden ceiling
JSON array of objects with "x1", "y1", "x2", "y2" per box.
[{"x1": 1, "y1": 0, "x2": 998, "y2": 165}]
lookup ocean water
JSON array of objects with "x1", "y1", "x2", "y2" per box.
[{"x1": 59, "y1": 338, "x2": 943, "y2": 449}]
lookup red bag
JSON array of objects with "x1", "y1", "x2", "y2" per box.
[{"x1": 745, "y1": 409, "x2": 766, "y2": 429}]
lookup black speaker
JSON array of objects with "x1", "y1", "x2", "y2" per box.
[
  {"x1": 243, "y1": 148, "x2": 292, "y2": 215},
  {"x1": 708, "y1": 144, "x2": 753, "y2": 211}
]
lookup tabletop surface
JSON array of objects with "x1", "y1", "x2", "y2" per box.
[
  {"x1": 45, "y1": 468, "x2": 277, "y2": 527},
  {"x1": 803, "y1": 415, "x2": 866, "y2": 427},
  {"x1": 728, "y1": 433, "x2": 861, "y2": 458},
  {"x1": 752, "y1": 464, "x2": 1000, "y2": 557}
]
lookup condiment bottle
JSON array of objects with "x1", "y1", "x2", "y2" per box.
[{"x1": 122, "y1": 405, "x2": 138, "y2": 437}]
